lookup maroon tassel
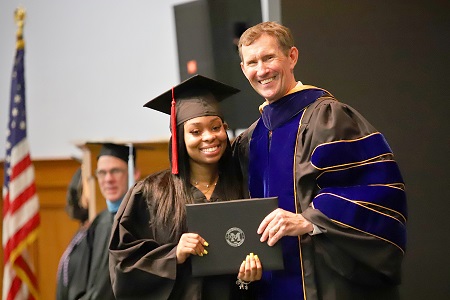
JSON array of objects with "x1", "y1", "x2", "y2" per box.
[{"x1": 171, "y1": 87, "x2": 178, "y2": 174}]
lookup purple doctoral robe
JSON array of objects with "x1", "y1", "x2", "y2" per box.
[{"x1": 232, "y1": 87, "x2": 407, "y2": 300}]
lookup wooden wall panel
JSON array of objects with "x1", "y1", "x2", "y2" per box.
[
  {"x1": 0, "y1": 158, "x2": 80, "y2": 300},
  {"x1": 34, "y1": 159, "x2": 82, "y2": 299}
]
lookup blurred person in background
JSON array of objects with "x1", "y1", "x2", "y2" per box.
[
  {"x1": 83, "y1": 143, "x2": 140, "y2": 299},
  {"x1": 56, "y1": 167, "x2": 90, "y2": 300}
]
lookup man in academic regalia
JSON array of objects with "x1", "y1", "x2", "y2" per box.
[
  {"x1": 82, "y1": 143, "x2": 140, "y2": 299},
  {"x1": 232, "y1": 21, "x2": 407, "y2": 299}
]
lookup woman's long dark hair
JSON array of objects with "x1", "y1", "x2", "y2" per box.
[{"x1": 142, "y1": 120, "x2": 242, "y2": 241}]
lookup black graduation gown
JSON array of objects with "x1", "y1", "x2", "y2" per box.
[
  {"x1": 56, "y1": 226, "x2": 89, "y2": 300},
  {"x1": 83, "y1": 209, "x2": 116, "y2": 299},
  {"x1": 109, "y1": 169, "x2": 252, "y2": 300}
]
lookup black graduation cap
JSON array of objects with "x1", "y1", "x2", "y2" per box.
[
  {"x1": 143, "y1": 74, "x2": 240, "y2": 174},
  {"x1": 98, "y1": 143, "x2": 136, "y2": 164},
  {"x1": 97, "y1": 142, "x2": 137, "y2": 188}
]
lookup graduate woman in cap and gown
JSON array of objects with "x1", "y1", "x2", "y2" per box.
[{"x1": 109, "y1": 75, "x2": 261, "y2": 299}]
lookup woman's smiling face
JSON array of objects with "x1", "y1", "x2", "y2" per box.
[{"x1": 184, "y1": 115, "x2": 228, "y2": 167}]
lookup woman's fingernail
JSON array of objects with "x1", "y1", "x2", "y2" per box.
[
  {"x1": 204, "y1": 241, "x2": 209, "y2": 247},
  {"x1": 254, "y1": 255, "x2": 259, "y2": 260},
  {"x1": 203, "y1": 249, "x2": 208, "y2": 255},
  {"x1": 199, "y1": 253, "x2": 203, "y2": 257}
]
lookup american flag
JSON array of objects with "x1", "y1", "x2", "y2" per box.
[{"x1": 2, "y1": 9, "x2": 40, "y2": 300}]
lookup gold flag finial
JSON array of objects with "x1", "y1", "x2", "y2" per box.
[{"x1": 14, "y1": 7, "x2": 26, "y2": 50}]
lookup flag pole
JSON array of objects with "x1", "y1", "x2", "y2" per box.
[{"x1": 2, "y1": 7, "x2": 41, "y2": 300}]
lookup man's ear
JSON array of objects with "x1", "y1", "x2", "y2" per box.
[
  {"x1": 240, "y1": 62, "x2": 247, "y2": 78},
  {"x1": 289, "y1": 46, "x2": 299, "y2": 69}
]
